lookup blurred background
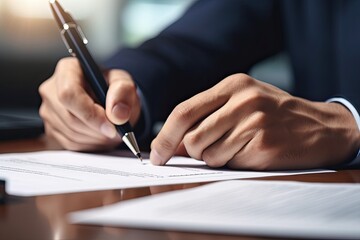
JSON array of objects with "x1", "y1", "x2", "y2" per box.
[
  {"x1": 0, "y1": 0, "x2": 291, "y2": 115},
  {"x1": 0, "y1": 0, "x2": 196, "y2": 112}
]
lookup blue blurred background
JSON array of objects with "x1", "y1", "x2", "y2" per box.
[{"x1": 0, "y1": 0, "x2": 291, "y2": 113}]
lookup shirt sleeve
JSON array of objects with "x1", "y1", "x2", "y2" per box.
[{"x1": 327, "y1": 97, "x2": 360, "y2": 167}]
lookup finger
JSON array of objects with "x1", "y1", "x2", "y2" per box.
[
  {"x1": 228, "y1": 127, "x2": 308, "y2": 171},
  {"x1": 150, "y1": 87, "x2": 229, "y2": 165},
  {"x1": 226, "y1": 130, "x2": 267, "y2": 170},
  {"x1": 47, "y1": 123, "x2": 120, "y2": 152},
  {"x1": 43, "y1": 122, "x2": 56, "y2": 139},
  {"x1": 41, "y1": 101, "x2": 108, "y2": 142},
  {"x1": 201, "y1": 112, "x2": 263, "y2": 168},
  {"x1": 174, "y1": 141, "x2": 188, "y2": 157},
  {"x1": 40, "y1": 80, "x2": 114, "y2": 141},
  {"x1": 54, "y1": 61, "x2": 117, "y2": 138},
  {"x1": 54, "y1": 58, "x2": 86, "y2": 91},
  {"x1": 105, "y1": 70, "x2": 140, "y2": 125},
  {"x1": 41, "y1": 103, "x2": 120, "y2": 146},
  {"x1": 182, "y1": 102, "x2": 235, "y2": 160}
]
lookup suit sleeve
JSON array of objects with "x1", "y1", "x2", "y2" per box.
[{"x1": 105, "y1": 0, "x2": 283, "y2": 141}]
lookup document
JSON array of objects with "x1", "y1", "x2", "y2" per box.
[
  {"x1": 0, "y1": 150, "x2": 332, "y2": 196},
  {"x1": 70, "y1": 180, "x2": 360, "y2": 239}
]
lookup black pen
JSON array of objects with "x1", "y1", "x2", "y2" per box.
[{"x1": 49, "y1": 0, "x2": 142, "y2": 162}]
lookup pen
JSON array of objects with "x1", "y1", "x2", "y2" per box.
[{"x1": 49, "y1": 0, "x2": 143, "y2": 162}]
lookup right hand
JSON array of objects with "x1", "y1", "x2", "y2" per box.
[{"x1": 39, "y1": 57, "x2": 141, "y2": 151}]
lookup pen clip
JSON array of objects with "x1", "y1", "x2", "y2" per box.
[
  {"x1": 76, "y1": 25, "x2": 89, "y2": 45},
  {"x1": 65, "y1": 12, "x2": 89, "y2": 45},
  {"x1": 60, "y1": 22, "x2": 89, "y2": 57},
  {"x1": 60, "y1": 25, "x2": 76, "y2": 57}
]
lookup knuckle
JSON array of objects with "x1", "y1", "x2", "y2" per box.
[
  {"x1": 247, "y1": 89, "x2": 269, "y2": 110},
  {"x1": 38, "y1": 80, "x2": 51, "y2": 99},
  {"x1": 108, "y1": 69, "x2": 133, "y2": 83},
  {"x1": 38, "y1": 104, "x2": 47, "y2": 120},
  {"x1": 172, "y1": 102, "x2": 194, "y2": 123},
  {"x1": 57, "y1": 85, "x2": 76, "y2": 105},
  {"x1": 57, "y1": 85, "x2": 71, "y2": 103},
  {"x1": 183, "y1": 136, "x2": 202, "y2": 160},
  {"x1": 114, "y1": 79, "x2": 136, "y2": 92},
  {"x1": 82, "y1": 108, "x2": 97, "y2": 122},
  {"x1": 238, "y1": 74, "x2": 255, "y2": 86},
  {"x1": 154, "y1": 136, "x2": 176, "y2": 153},
  {"x1": 253, "y1": 112, "x2": 268, "y2": 127},
  {"x1": 116, "y1": 69, "x2": 132, "y2": 79},
  {"x1": 183, "y1": 131, "x2": 201, "y2": 148},
  {"x1": 38, "y1": 82, "x2": 46, "y2": 97},
  {"x1": 232, "y1": 73, "x2": 255, "y2": 87},
  {"x1": 248, "y1": 88, "x2": 265, "y2": 102},
  {"x1": 124, "y1": 80, "x2": 137, "y2": 92},
  {"x1": 57, "y1": 57, "x2": 78, "y2": 71},
  {"x1": 220, "y1": 73, "x2": 255, "y2": 95},
  {"x1": 110, "y1": 81, "x2": 137, "y2": 104},
  {"x1": 202, "y1": 150, "x2": 224, "y2": 168}
]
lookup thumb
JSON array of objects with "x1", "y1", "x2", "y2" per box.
[{"x1": 105, "y1": 70, "x2": 138, "y2": 125}]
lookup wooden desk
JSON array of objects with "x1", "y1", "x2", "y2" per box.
[{"x1": 1, "y1": 136, "x2": 359, "y2": 240}]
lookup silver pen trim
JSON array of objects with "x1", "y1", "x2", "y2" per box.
[{"x1": 122, "y1": 132, "x2": 142, "y2": 162}]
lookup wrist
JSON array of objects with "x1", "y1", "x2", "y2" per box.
[{"x1": 324, "y1": 102, "x2": 360, "y2": 165}]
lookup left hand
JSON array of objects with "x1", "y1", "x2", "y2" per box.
[{"x1": 150, "y1": 73, "x2": 360, "y2": 170}]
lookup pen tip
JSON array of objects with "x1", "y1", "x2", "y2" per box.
[{"x1": 136, "y1": 153, "x2": 143, "y2": 163}]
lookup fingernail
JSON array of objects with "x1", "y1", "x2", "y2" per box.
[
  {"x1": 100, "y1": 122, "x2": 117, "y2": 138},
  {"x1": 112, "y1": 103, "x2": 130, "y2": 123},
  {"x1": 150, "y1": 149, "x2": 165, "y2": 166}
]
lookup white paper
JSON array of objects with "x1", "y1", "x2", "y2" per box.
[
  {"x1": 70, "y1": 180, "x2": 360, "y2": 239},
  {"x1": 0, "y1": 150, "x2": 332, "y2": 196}
]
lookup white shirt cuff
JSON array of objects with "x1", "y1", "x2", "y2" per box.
[{"x1": 327, "y1": 97, "x2": 360, "y2": 166}]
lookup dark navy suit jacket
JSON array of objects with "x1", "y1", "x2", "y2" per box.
[{"x1": 105, "y1": 0, "x2": 360, "y2": 164}]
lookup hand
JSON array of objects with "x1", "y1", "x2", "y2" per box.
[
  {"x1": 150, "y1": 73, "x2": 360, "y2": 170},
  {"x1": 39, "y1": 58, "x2": 141, "y2": 151}
]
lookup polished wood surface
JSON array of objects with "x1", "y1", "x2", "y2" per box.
[{"x1": 1, "y1": 136, "x2": 359, "y2": 240}]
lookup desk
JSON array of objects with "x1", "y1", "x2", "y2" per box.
[{"x1": 1, "y1": 136, "x2": 359, "y2": 240}]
